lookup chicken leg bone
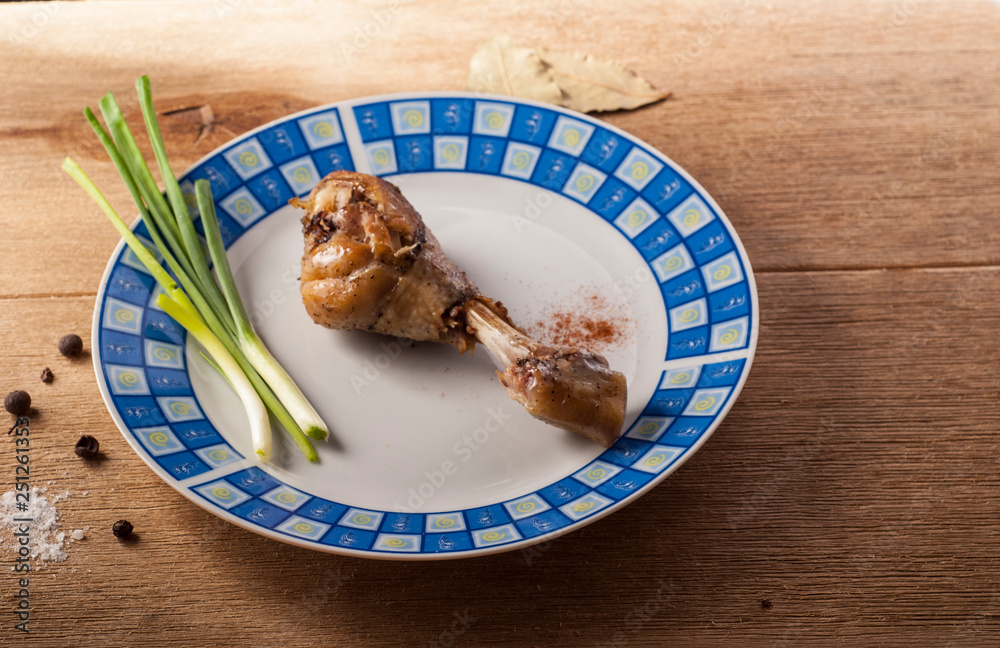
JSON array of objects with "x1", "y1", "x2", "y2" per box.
[{"x1": 465, "y1": 299, "x2": 626, "y2": 447}]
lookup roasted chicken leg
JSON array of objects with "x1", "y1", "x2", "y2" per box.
[{"x1": 293, "y1": 171, "x2": 627, "y2": 446}]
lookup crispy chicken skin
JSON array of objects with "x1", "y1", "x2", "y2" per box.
[
  {"x1": 294, "y1": 171, "x2": 627, "y2": 446},
  {"x1": 295, "y1": 171, "x2": 494, "y2": 351}
]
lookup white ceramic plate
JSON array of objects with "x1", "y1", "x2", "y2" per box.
[{"x1": 92, "y1": 92, "x2": 758, "y2": 559}]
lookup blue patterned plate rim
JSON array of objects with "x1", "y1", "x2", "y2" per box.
[{"x1": 91, "y1": 91, "x2": 759, "y2": 560}]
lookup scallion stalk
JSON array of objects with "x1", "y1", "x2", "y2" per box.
[
  {"x1": 62, "y1": 158, "x2": 272, "y2": 460},
  {"x1": 157, "y1": 294, "x2": 271, "y2": 460},
  {"x1": 64, "y1": 76, "x2": 329, "y2": 462},
  {"x1": 195, "y1": 181, "x2": 329, "y2": 440}
]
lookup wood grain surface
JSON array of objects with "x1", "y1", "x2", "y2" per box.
[{"x1": 1, "y1": 1, "x2": 998, "y2": 646}]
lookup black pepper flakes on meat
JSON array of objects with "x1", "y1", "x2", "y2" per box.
[
  {"x1": 4, "y1": 391, "x2": 31, "y2": 416},
  {"x1": 58, "y1": 334, "x2": 84, "y2": 358},
  {"x1": 75, "y1": 435, "x2": 100, "y2": 459},
  {"x1": 112, "y1": 519, "x2": 134, "y2": 539}
]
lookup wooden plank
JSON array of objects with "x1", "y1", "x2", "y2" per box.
[
  {"x1": 0, "y1": 265, "x2": 997, "y2": 646},
  {"x1": 1, "y1": 0, "x2": 999, "y2": 297},
  {"x1": 2, "y1": 1, "x2": 998, "y2": 645}
]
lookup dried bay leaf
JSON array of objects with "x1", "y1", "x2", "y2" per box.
[
  {"x1": 538, "y1": 48, "x2": 670, "y2": 113},
  {"x1": 465, "y1": 35, "x2": 564, "y2": 106},
  {"x1": 465, "y1": 35, "x2": 669, "y2": 113}
]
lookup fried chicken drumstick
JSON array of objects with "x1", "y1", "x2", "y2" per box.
[{"x1": 293, "y1": 171, "x2": 627, "y2": 447}]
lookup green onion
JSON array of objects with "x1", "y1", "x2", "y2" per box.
[
  {"x1": 62, "y1": 158, "x2": 272, "y2": 460},
  {"x1": 196, "y1": 182, "x2": 329, "y2": 440},
  {"x1": 98, "y1": 91, "x2": 235, "y2": 339},
  {"x1": 81, "y1": 96, "x2": 316, "y2": 459},
  {"x1": 156, "y1": 294, "x2": 271, "y2": 460},
  {"x1": 136, "y1": 77, "x2": 328, "y2": 440},
  {"x1": 63, "y1": 76, "x2": 328, "y2": 462}
]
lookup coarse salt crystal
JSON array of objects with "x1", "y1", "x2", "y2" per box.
[
  {"x1": 71, "y1": 529, "x2": 85, "y2": 541},
  {"x1": 0, "y1": 486, "x2": 74, "y2": 564}
]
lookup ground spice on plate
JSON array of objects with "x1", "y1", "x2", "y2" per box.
[{"x1": 529, "y1": 288, "x2": 631, "y2": 354}]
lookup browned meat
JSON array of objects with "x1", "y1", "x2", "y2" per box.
[
  {"x1": 294, "y1": 171, "x2": 627, "y2": 446},
  {"x1": 295, "y1": 172, "x2": 483, "y2": 351}
]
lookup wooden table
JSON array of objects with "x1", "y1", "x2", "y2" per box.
[{"x1": 2, "y1": 0, "x2": 998, "y2": 645}]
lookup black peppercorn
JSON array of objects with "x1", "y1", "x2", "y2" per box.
[
  {"x1": 58, "y1": 334, "x2": 83, "y2": 358},
  {"x1": 4, "y1": 391, "x2": 31, "y2": 416},
  {"x1": 112, "y1": 519, "x2": 134, "y2": 539},
  {"x1": 40, "y1": 367, "x2": 54, "y2": 384},
  {"x1": 75, "y1": 435, "x2": 100, "y2": 459},
  {"x1": 761, "y1": 599, "x2": 772, "y2": 609}
]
